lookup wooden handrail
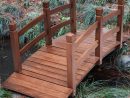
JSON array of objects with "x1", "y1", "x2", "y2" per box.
[
  {"x1": 20, "y1": 32, "x2": 46, "y2": 54},
  {"x1": 103, "y1": 27, "x2": 120, "y2": 39},
  {"x1": 50, "y1": 4, "x2": 71, "y2": 14},
  {"x1": 51, "y1": 20, "x2": 71, "y2": 34},
  {"x1": 18, "y1": 14, "x2": 44, "y2": 36},
  {"x1": 103, "y1": 10, "x2": 120, "y2": 23},
  {"x1": 75, "y1": 22, "x2": 98, "y2": 46}
]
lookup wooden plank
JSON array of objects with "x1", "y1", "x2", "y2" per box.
[
  {"x1": 53, "y1": 41, "x2": 95, "y2": 54},
  {"x1": 3, "y1": 73, "x2": 70, "y2": 98},
  {"x1": 22, "y1": 65, "x2": 67, "y2": 81},
  {"x1": 75, "y1": 22, "x2": 98, "y2": 46},
  {"x1": 103, "y1": 10, "x2": 120, "y2": 23},
  {"x1": 39, "y1": 46, "x2": 84, "y2": 58},
  {"x1": 26, "y1": 56, "x2": 96, "y2": 72},
  {"x1": 22, "y1": 70, "x2": 67, "y2": 86},
  {"x1": 27, "y1": 57, "x2": 66, "y2": 70},
  {"x1": 12, "y1": 73, "x2": 72, "y2": 95},
  {"x1": 77, "y1": 41, "x2": 98, "y2": 67},
  {"x1": 18, "y1": 14, "x2": 44, "y2": 36},
  {"x1": 51, "y1": 20, "x2": 71, "y2": 34},
  {"x1": 102, "y1": 41, "x2": 120, "y2": 58},
  {"x1": 3, "y1": 78, "x2": 56, "y2": 98},
  {"x1": 22, "y1": 64, "x2": 82, "y2": 81},
  {"x1": 23, "y1": 60, "x2": 85, "y2": 76},
  {"x1": 30, "y1": 50, "x2": 95, "y2": 68},
  {"x1": 32, "y1": 50, "x2": 67, "y2": 65},
  {"x1": 103, "y1": 27, "x2": 119, "y2": 39},
  {"x1": 50, "y1": 4, "x2": 71, "y2": 14},
  {"x1": 76, "y1": 62, "x2": 97, "y2": 84},
  {"x1": 20, "y1": 32, "x2": 46, "y2": 54}
]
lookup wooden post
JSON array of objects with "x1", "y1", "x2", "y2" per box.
[
  {"x1": 95, "y1": 7, "x2": 103, "y2": 64},
  {"x1": 9, "y1": 21, "x2": 21, "y2": 72},
  {"x1": 43, "y1": 1, "x2": 52, "y2": 46},
  {"x1": 117, "y1": 0, "x2": 124, "y2": 48},
  {"x1": 66, "y1": 33, "x2": 76, "y2": 96},
  {"x1": 70, "y1": 0, "x2": 76, "y2": 34}
]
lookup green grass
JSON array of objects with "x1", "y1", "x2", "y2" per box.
[
  {"x1": 76, "y1": 80, "x2": 130, "y2": 98},
  {"x1": 0, "y1": 88, "x2": 12, "y2": 98}
]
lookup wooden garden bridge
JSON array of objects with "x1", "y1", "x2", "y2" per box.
[{"x1": 2, "y1": 0, "x2": 129, "y2": 98}]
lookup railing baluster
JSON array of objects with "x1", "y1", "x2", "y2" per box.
[
  {"x1": 43, "y1": 2, "x2": 52, "y2": 46},
  {"x1": 95, "y1": 7, "x2": 103, "y2": 64},
  {"x1": 66, "y1": 33, "x2": 76, "y2": 96},
  {"x1": 70, "y1": 0, "x2": 77, "y2": 34},
  {"x1": 9, "y1": 21, "x2": 21, "y2": 72},
  {"x1": 117, "y1": 0, "x2": 124, "y2": 47}
]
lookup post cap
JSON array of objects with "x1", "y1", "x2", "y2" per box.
[
  {"x1": 118, "y1": 0, "x2": 124, "y2": 5},
  {"x1": 96, "y1": 7, "x2": 103, "y2": 16},
  {"x1": 43, "y1": 0, "x2": 49, "y2": 8},
  {"x1": 9, "y1": 21, "x2": 17, "y2": 31},
  {"x1": 66, "y1": 33, "x2": 75, "y2": 43}
]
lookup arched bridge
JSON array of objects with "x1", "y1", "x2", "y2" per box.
[{"x1": 2, "y1": 0, "x2": 130, "y2": 98}]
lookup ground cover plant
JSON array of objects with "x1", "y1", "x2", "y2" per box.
[{"x1": 0, "y1": 88, "x2": 12, "y2": 98}]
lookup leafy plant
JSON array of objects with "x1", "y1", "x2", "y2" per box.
[{"x1": 0, "y1": 88, "x2": 12, "y2": 98}]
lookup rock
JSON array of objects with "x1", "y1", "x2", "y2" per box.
[{"x1": 115, "y1": 55, "x2": 130, "y2": 71}]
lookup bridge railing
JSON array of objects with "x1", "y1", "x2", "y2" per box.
[
  {"x1": 43, "y1": 1, "x2": 76, "y2": 45},
  {"x1": 9, "y1": 0, "x2": 124, "y2": 94},
  {"x1": 9, "y1": 0, "x2": 76, "y2": 73},
  {"x1": 95, "y1": 0, "x2": 124, "y2": 64},
  {"x1": 66, "y1": 0, "x2": 124, "y2": 93},
  {"x1": 9, "y1": 14, "x2": 46, "y2": 72},
  {"x1": 66, "y1": 22, "x2": 99, "y2": 92}
]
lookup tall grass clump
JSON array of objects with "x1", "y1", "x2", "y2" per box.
[{"x1": 76, "y1": 80, "x2": 130, "y2": 98}]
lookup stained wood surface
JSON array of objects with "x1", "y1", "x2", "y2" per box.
[
  {"x1": 3, "y1": 73, "x2": 72, "y2": 98},
  {"x1": 3, "y1": 28, "x2": 127, "y2": 98}
]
